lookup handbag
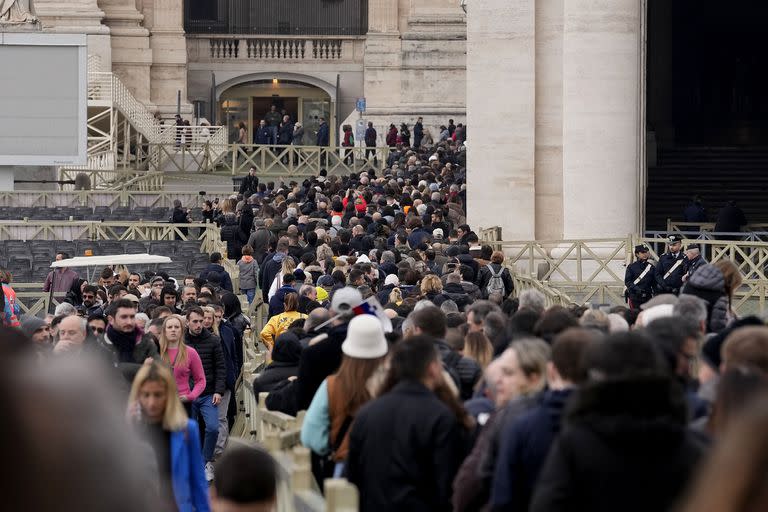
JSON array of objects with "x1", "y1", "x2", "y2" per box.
[{"x1": 314, "y1": 415, "x2": 353, "y2": 487}]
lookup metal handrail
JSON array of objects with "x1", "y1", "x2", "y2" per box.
[
  {"x1": 481, "y1": 227, "x2": 768, "y2": 314},
  {"x1": 0, "y1": 190, "x2": 211, "y2": 209}
]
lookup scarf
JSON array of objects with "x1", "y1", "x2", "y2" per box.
[{"x1": 106, "y1": 325, "x2": 138, "y2": 363}]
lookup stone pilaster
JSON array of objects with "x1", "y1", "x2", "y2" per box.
[
  {"x1": 466, "y1": 0, "x2": 536, "y2": 239},
  {"x1": 534, "y1": 0, "x2": 564, "y2": 239},
  {"x1": 561, "y1": 0, "x2": 642, "y2": 238},
  {"x1": 34, "y1": 0, "x2": 111, "y2": 68},
  {"x1": 98, "y1": 0, "x2": 153, "y2": 106},
  {"x1": 141, "y1": 0, "x2": 192, "y2": 115},
  {"x1": 364, "y1": 0, "x2": 402, "y2": 114}
]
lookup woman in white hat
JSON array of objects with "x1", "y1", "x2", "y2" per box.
[{"x1": 300, "y1": 314, "x2": 389, "y2": 483}]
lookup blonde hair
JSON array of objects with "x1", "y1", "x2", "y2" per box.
[
  {"x1": 158, "y1": 315, "x2": 190, "y2": 369},
  {"x1": 388, "y1": 287, "x2": 403, "y2": 306},
  {"x1": 420, "y1": 274, "x2": 443, "y2": 295},
  {"x1": 714, "y1": 260, "x2": 743, "y2": 305},
  {"x1": 464, "y1": 331, "x2": 494, "y2": 369},
  {"x1": 281, "y1": 257, "x2": 296, "y2": 276},
  {"x1": 201, "y1": 306, "x2": 219, "y2": 337},
  {"x1": 128, "y1": 362, "x2": 188, "y2": 432}
]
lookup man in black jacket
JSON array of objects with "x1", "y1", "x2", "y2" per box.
[
  {"x1": 347, "y1": 335, "x2": 467, "y2": 511},
  {"x1": 410, "y1": 305, "x2": 481, "y2": 399},
  {"x1": 238, "y1": 167, "x2": 260, "y2": 199},
  {"x1": 364, "y1": 121, "x2": 377, "y2": 165},
  {"x1": 185, "y1": 306, "x2": 226, "y2": 481},
  {"x1": 413, "y1": 116, "x2": 424, "y2": 148},
  {"x1": 102, "y1": 299, "x2": 159, "y2": 383},
  {"x1": 260, "y1": 238, "x2": 291, "y2": 304}
]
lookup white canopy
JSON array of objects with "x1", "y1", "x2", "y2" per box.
[{"x1": 51, "y1": 253, "x2": 172, "y2": 268}]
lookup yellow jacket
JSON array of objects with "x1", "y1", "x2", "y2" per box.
[{"x1": 260, "y1": 310, "x2": 307, "y2": 350}]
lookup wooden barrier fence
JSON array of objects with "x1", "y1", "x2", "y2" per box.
[{"x1": 231, "y1": 326, "x2": 359, "y2": 511}]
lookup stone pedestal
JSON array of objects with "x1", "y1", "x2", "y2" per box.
[
  {"x1": 98, "y1": 0, "x2": 153, "y2": 106},
  {"x1": 466, "y1": 0, "x2": 536, "y2": 239}
]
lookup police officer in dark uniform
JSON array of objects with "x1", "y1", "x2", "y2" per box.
[
  {"x1": 655, "y1": 234, "x2": 687, "y2": 295},
  {"x1": 683, "y1": 243, "x2": 707, "y2": 283},
  {"x1": 625, "y1": 244, "x2": 655, "y2": 309}
]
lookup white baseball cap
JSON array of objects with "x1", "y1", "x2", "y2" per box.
[{"x1": 330, "y1": 286, "x2": 363, "y2": 314}]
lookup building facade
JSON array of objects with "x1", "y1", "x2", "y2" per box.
[{"x1": 34, "y1": 0, "x2": 466, "y2": 146}]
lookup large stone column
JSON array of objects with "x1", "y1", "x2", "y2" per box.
[
  {"x1": 466, "y1": 0, "x2": 536, "y2": 239},
  {"x1": 35, "y1": 0, "x2": 111, "y2": 68},
  {"x1": 534, "y1": 0, "x2": 564, "y2": 239},
  {"x1": 142, "y1": 0, "x2": 191, "y2": 116},
  {"x1": 561, "y1": 0, "x2": 642, "y2": 238},
  {"x1": 98, "y1": 0, "x2": 153, "y2": 106}
]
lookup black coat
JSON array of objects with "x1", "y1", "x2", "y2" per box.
[
  {"x1": 530, "y1": 377, "x2": 707, "y2": 512},
  {"x1": 220, "y1": 217, "x2": 245, "y2": 261},
  {"x1": 184, "y1": 328, "x2": 226, "y2": 396},
  {"x1": 476, "y1": 262, "x2": 514, "y2": 299},
  {"x1": 171, "y1": 206, "x2": 190, "y2": 236},
  {"x1": 295, "y1": 323, "x2": 347, "y2": 411},
  {"x1": 278, "y1": 122, "x2": 294, "y2": 144},
  {"x1": 347, "y1": 380, "x2": 467, "y2": 512},
  {"x1": 714, "y1": 205, "x2": 747, "y2": 233},
  {"x1": 238, "y1": 174, "x2": 259, "y2": 198},
  {"x1": 253, "y1": 331, "x2": 302, "y2": 396},
  {"x1": 316, "y1": 122, "x2": 330, "y2": 146}
]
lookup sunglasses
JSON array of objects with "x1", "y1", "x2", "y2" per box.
[{"x1": 90, "y1": 327, "x2": 105, "y2": 334}]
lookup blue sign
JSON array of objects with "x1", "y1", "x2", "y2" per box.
[{"x1": 356, "y1": 97, "x2": 366, "y2": 112}]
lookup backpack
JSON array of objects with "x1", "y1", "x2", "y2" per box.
[{"x1": 485, "y1": 264, "x2": 506, "y2": 297}]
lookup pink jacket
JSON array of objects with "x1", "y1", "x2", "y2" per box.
[{"x1": 167, "y1": 346, "x2": 206, "y2": 401}]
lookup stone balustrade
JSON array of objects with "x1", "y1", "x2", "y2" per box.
[{"x1": 188, "y1": 35, "x2": 363, "y2": 63}]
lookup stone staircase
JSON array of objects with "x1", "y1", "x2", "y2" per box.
[
  {"x1": 59, "y1": 56, "x2": 226, "y2": 189},
  {"x1": 646, "y1": 146, "x2": 768, "y2": 230}
]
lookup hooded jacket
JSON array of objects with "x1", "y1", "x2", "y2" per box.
[
  {"x1": 260, "y1": 252, "x2": 289, "y2": 303},
  {"x1": 680, "y1": 264, "x2": 729, "y2": 333},
  {"x1": 237, "y1": 256, "x2": 259, "y2": 291},
  {"x1": 253, "y1": 331, "x2": 302, "y2": 395},
  {"x1": 530, "y1": 377, "x2": 707, "y2": 512},
  {"x1": 199, "y1": 263, "x2": 233, "y2": 292},
  {"x1": 220, "y1": 215, "x2": 246, "y2": 261}
]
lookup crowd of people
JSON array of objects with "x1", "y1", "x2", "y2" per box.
[
  {"x1": 236, "y1": 107, "x2": 468, "y2": 153},
  {"x1": 2, "y1": 133, "x2": 768, "y2": 511}
]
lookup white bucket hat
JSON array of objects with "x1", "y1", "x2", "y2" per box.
[{"x1": 342, "y1": 315, "x2": 388, "y2": 359}]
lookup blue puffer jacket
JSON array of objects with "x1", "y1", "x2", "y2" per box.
[{"x1": 171, "y1": 419, "x2": 210, "y2": 512}]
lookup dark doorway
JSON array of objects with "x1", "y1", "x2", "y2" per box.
[
  {"x1": 252, "y1": 97, "x2": 298, "y2": 126},
  {"x1": 645, "y1": 0, "x2": 768, "y2": 230}
]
